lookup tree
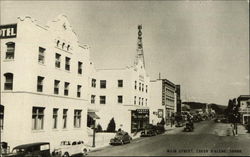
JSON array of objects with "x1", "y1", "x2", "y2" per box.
[
  {"x1": 107, "y1": 118, "x2": 116, "y2": 132},
  {"x1": 96, "y1": 124, "x2": 103, "y2": 132}
]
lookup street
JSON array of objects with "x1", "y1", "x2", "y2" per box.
[{"x1": 88, "y1": 120, "x2": 250, "y2": 156}]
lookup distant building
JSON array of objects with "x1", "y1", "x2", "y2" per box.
[
  {"x1": 237, "y1": 95, "x2": 250, "y2": 124},
  {"x1": 149, "y1": 79, "x2": 178, "y2": 125}
]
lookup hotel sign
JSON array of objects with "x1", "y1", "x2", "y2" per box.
[{"x1": 0, "y1": 24, "x2": 17, "y2": 39}]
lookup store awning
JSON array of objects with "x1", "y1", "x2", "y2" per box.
[{"x1": 88, "y1": 112, "x2": 100, "y2": 119}]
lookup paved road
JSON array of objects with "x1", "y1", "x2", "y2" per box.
[{"x1": 87, "y1": 120, "x2": 250, "y2": 156}]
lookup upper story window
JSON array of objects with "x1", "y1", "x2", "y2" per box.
[
  {"x1": 57, "y1": 40, "x2": 60, "y2": 47},
  {"x1": 32, "y1": 107, "x2": 44, "y2": 130},
  {"x1": 62, "y1": 43, "x2": 65, "y2": 49},
  {"x1": 77, "y1": 85, "x2": 81, "y2": 98},
  {"x1": 38, "y1": 47, "x2": 45, "y2": 64},
  {"x1": 142, "y1": 98, "x2": 144, "y2": 106},
  {"x1": 134, "y1": 81, "x2": 137, "y2": 90},
  {"x1": 118, "y1": 95, "x2": 123, "y2": 104},
  {"x1": 100, "y1": 96, "x2": 106, "y2": 104},
  {"x1": 4, "y1": 73, "x2": 13, "y2": 90},
  {"x1": 91, "y1": 79, "x2": 96, "y2": 88},
  {"x1": 64, "y1": 82, "x2": 70, "y2": 96},
  {"x1": 67, "y1": 45, "x2": 70, "y2": 51},
  {"x1": 134, "y1": 96, "x2": 136, "y2": 105},
  {"x1": 55, "y1": 53, "x2": 61, "y2": 68},
  {"x1": 139, "y1": 83, "x2": 141, "y2": 91},
  {"x1": 0, "y1": 106, "x2": 4, "y2": 130},
  {"x1": 37, "y1": 76, "x2": 44, "y2": 92},
  {"x1": 142, "y1": 84, "x2": 144, "y2": 92},
  {"x1": 54, "y1": 80, "x2": 60, "y2": 95},
  {"x1": 118, "y1": 80, "x2": 123, "y2": 88},
  {"x1": 91, "y1": 95, "x2": 96, "y2": 104},
  {"x1": 146, "y1": 85, "x2": 148, "y2": 93},
  {"x1": 65, "y1": 57, "x2": 70, "y2": 71},
  {"x1": 5, "y1": 42, "x2": 15, "y2": 60},
  {"x1": 78, "y1": 62, "x2": 83, "y2": 74},
  {"x1": 145, "y1": 99, "x2": 147, "y2": 106},
  {"x1": 100, "y1": 80, "x2": 106, "y2": 89},
  {"x1": 139, "y1": 97, "x2": 141, "y2": 105},
  {"x1": 52, "y1": 108, "x2": 58, "y2": 129}
]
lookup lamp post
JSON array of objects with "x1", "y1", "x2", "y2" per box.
[{"x1": 92, "y1": 120, "x2": 96, "y2": 147}]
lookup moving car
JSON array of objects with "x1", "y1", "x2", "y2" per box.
[
  {"x1": 183, "y1": 122, "x2": 194, "y2": 132},
  {"x1": 140, "y1": 124, "x2": 157, "y2": 137},
  {"x1": 52, "y1": 141, "x2": 91, "y2": 157},
  {"x1": 110, "y1": 131, "x2": 132, "y2": 145},
  {"x1": 5, "y1": 142, "x2": 50, "y2": 157}
]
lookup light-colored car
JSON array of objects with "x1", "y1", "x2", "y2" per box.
[{"x1": 52, "y1": 141, "x2": 91, "y2": 157}]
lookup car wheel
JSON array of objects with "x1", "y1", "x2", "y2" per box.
[{"x1": 63, "y1": 152, "x2": 69, "y2": 157}]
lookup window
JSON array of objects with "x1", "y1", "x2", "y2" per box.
[
  {"x1": 38, "y1": 47, "x2": 45, "y2": 64},
  {"x1": 32, "y1": 107, "x2": 44, "y2": 130},
  {"x1": 100, "y1": 96, "x2": 106, "y2": 104},
  {"x1": 118, "y1": 80, "x2": 123, "y2": 88},
  {"x1": 54, "y1": 80, "x2": 60, "y2": 94},
  {"x1": 5, "y1": 42, "x2": 15, "y2": 60},
  {"x1": 91, "y1": 95, "x2": 96, "y2": 104},
  {"x1": 142, "y1": 98, "x2": 144, "y2": 106},
  {"x1": 146, "y1": 85, "x2": 148, "y2": 93},
  {"x1": 77, "y1": 85, "x2": 81, "y2": 98},
  {"x1": 55, "y1": 53, "x2": 61, "y2": 68},
  {"x1": 64, "y1": 82, "x2": 70, "y2": 96},
  {"x1": 78, "y1": 62, "x2": 83, "y2": 74},
  {"x1": 67, "y1": 45, "x2": 70, "y2": 51},
  {"x1": 63, "y1": 109, "x2": 68, "y2": 129},
  {"x1": 62, "y1": 43, "x2": 65, "y2": 49},
  {"x1": 4, "y1": 73, "x2": 13, "y2": 90},
  {"x1": 0, "y1": 106, "x2": 4, "y2": 130},
  {"x1": 145, "y1": 99, "x2": 147, "y2": 106},
  {"x1": 139, "y1": 97, "x2": 141, "y2": 105},
  {"x1": 57, "y1": 40, "x2": 60, "y2": 47},
  {"x1": 134, "y1": 96, "x2": 136, "y2": 105},
  {"x1": 134, "y1": 81, "x2": 137, "y2": 90},
  {"x1": 52, "y1": 108, "x2": 58, "y2": 129},
  {"x1": 100, "y1": 80, "x2": 106, "y2": 88},
  {"x1": 118, "y1": 96, "x2": 123, "y2": 104},
  {"x1": 74, "y1": 110, "x2": 82, "y2": 128},
  {"x1": 65, "y1": 57, "x2": 70, "y2": 71},
  {"x1": 142, "y1": 84, "x2": 144, "y2": 92},
  {"x1": 37, "y1": 76, "x2": 44, "y2": 92},
  {"x1": 91, "y1": 79, "x2": 96, "y2": 88},
  {"x1": 139, "y1": 83, "x2": 141, "y2": 91}
]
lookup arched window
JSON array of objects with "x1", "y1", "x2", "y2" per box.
[
  {"x1": 4, "y1": 73, "x2": 13, "y2": 90},
  {"x1": 5, "y1": 42, "x2": 15, "y2": 60},
  {"x1": 57, "y1": 40, "x2": 60, "y2": 47},
  {"x1": 67, "y1": 45, "x2": 70, "y2": 51},
  {"x1": 62, "y1": 43, "x2": 65, "y2": 49}
]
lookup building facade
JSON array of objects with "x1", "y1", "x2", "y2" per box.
[
  {"x1": 149, "y1": 79, "x2": 177, "y2": 125},
  {"x1": 237, "y1": 95, "x2": 250, "y2": 125},
  {"x1": 0, "y1": 15, "x2": 92, "y2": 149}
]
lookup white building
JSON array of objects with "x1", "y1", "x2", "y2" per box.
[
  {"x1": 89, "y1": 25, "x2": 150, "y2": 133},
  {"x1": 237, "y1": 95, "x2": 250, "y2": 125},
  {"x1": 149, "y1": 79, "x2": 177, "y2": 125},
  {"x1": 0, "y1": 15, "x2": 92, "y2": 149}
]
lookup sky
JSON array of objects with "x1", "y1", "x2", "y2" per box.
[{"x1": 1, "y1": 1, "x2": 249, "y2": 105}]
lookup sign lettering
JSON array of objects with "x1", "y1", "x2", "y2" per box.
[{"x1": 0, "y1": 24, "x2": 17, "y2": 39}]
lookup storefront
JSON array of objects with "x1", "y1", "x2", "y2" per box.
[{"x1": 131, "y1": 109, "x2": 149, "y2": 133}]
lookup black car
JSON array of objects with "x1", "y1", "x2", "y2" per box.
[
  {"x1": 5, "y1": 142, "x2": 51, "y2": 157},
  {"x1": 140, "y1": 124, "x2": 157, "y2": 137},
  {"x1": 154, "y1": 124, "x2": 165, "y2": 134},
  {"x1": 110, "y1": 131, "x2": 132, "y2": 145}
]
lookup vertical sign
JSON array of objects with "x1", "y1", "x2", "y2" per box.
[{"x1": 0, "y1": 24, "x2": 17, "y2": 39}]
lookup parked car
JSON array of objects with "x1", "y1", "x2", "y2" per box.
[
  {"x1": 110, "y1": 131, "x2": 132, "y2": 145},
  {"x1": 140, "y1": 124, "x2": 157, "y2": 137},
  {"x1": 155, "y1": 124, "x2": 165, "y2": 134},
  {"x1": 52, "y1": 141, "x2": 91, "y2": 157},
  {"x1": 5, "y1": 142, "x2": 51, "y2": 157},
  {"x1": 183, "y1": 122, "x2": 194, "y2": 132}
]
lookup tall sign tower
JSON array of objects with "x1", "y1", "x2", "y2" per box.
[{"x1": 134, "y1": 25, "x2": 146, "y2": 68}]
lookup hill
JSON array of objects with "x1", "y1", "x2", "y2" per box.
[{"x1": 182, "y1": 102, "x2": 227, "y2": 114}]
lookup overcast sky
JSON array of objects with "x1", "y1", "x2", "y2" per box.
[{"x1": 1, "y1": 1, "x2": 249, "y2": 105}]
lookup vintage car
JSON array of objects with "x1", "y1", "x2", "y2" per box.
[
  {"x1": 5, "y1": 142, "x2": 51, "y2": 157},
  {"x1": 155, "y1": 124, "x2": 165, "y2": 134},
  {"x1": 52, "y1": 141, "x2": 91, "y2": 157},
  {"x1": 1, "y1": 142, "x2": 10, "y2": 156},
  {"x1": 140, "y1": 124, "x2": 157, "y2": 137},
  {"x1": 110, "y1": 131, "x2": 132, "y2": 145}
]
